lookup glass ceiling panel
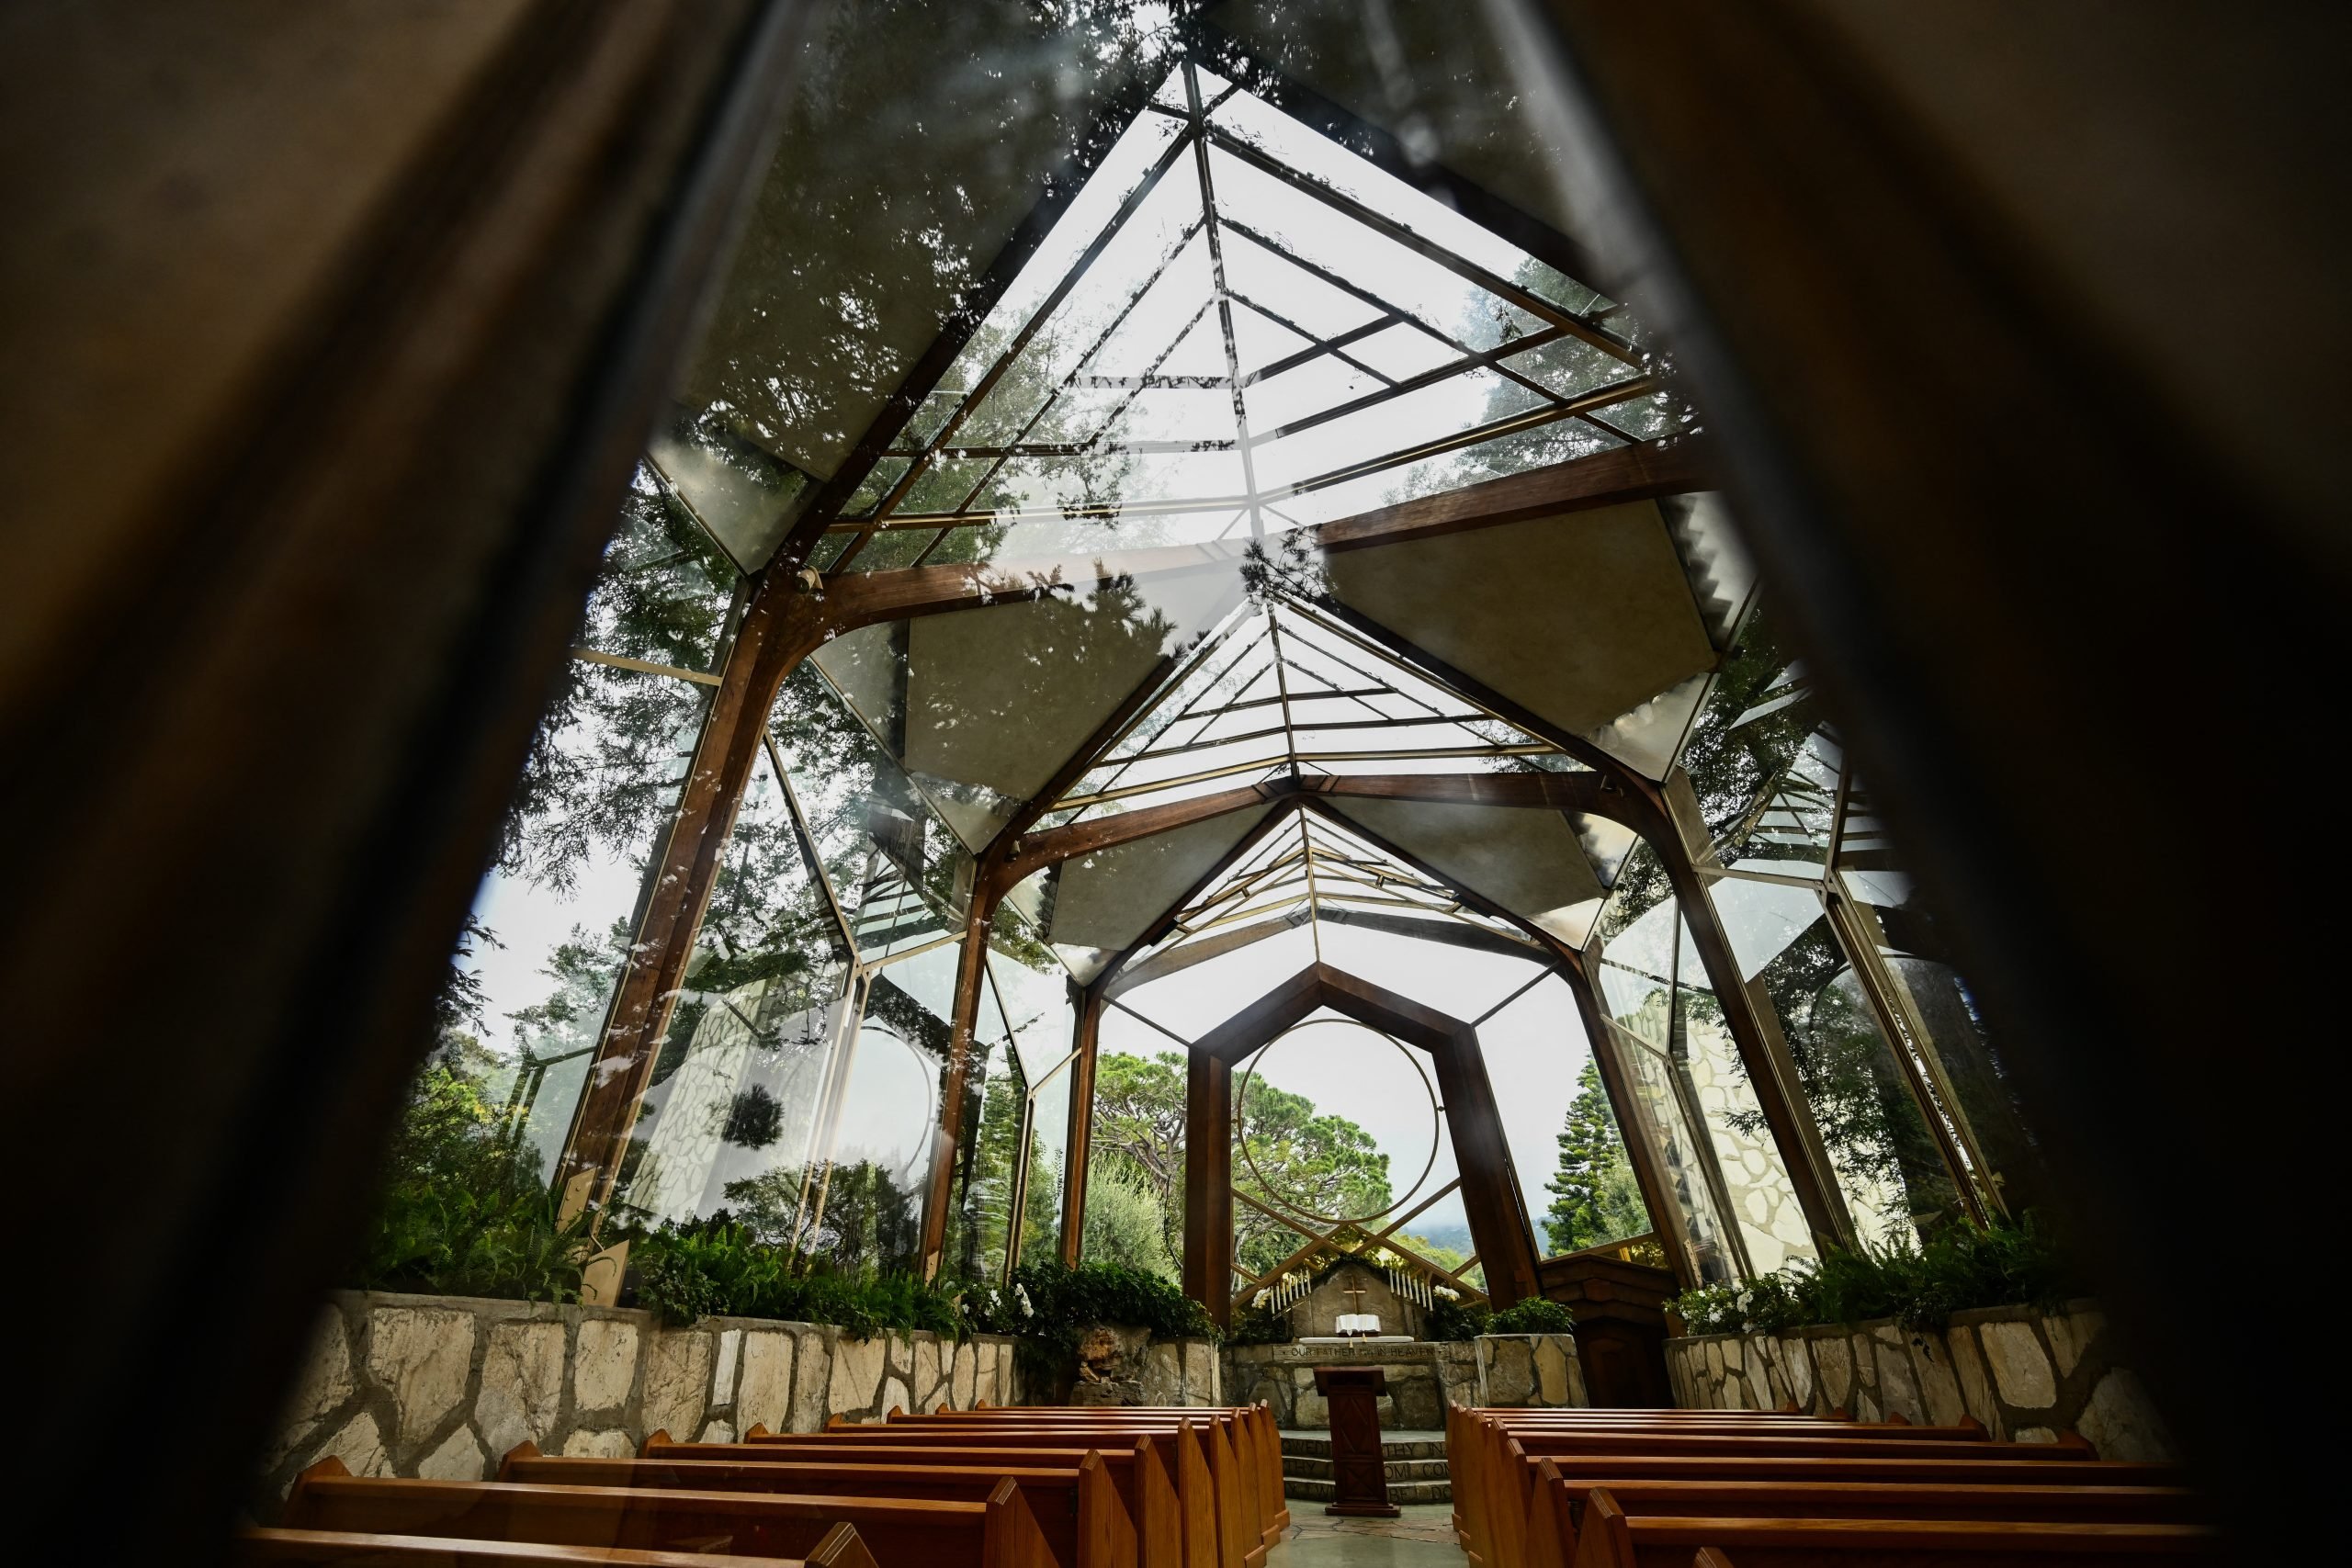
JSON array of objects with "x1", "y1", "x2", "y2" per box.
[
  {"x1": 815, "y1": 60, "x2": 1658, "y2": 577},
  {"x1": 1052, "y1": 596, "x2": 1581, "y2": 822}
]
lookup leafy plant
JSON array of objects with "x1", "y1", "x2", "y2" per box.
[
  {"x1": 957, "y1": 1260, "x2": 1219, "y2": 1384},
  {"x1": 353, "y1": 1063, "x2": 594, "y2": 1303},
  {"x1": 627, "y1": 1216, "x2": 961, "y2": 1335},
  {"x1": 1423, "y1": 1294, "x2": 1492, "y2": 1342},
  {"x1": 1487, "y1": 1298, "x2": 1577, "y2": 1335},
  {"x1": 1668, "y1": 1213, "x2": 2079, "y2": 1337}
]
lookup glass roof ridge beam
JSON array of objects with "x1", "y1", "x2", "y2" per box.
[{"x1": 1184, "y1": 63, "x2": 1266, "y2": 541}]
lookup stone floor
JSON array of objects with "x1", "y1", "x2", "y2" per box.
[{"x1": 1270, "y1": 1503, "x2": 1464, "y2": 1568}]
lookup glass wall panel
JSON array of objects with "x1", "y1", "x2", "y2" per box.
[
  {"x1": 808, "y1": 942, "x2": 961, "y2": 1272},
  {"x1": 1019, "y1": 1063, "x2": 1074, "y2": 1266},
  {"x1": 769, "y1": 661, "x2": 967, "y2": 961},
  {"x1": 1080, "y1": 1003, "x2": 1186, "y2": 1280},
  {"x1": 575, "y1": 467, "x2": 743, "y2": 672},
  {"x1": 942, "y1": 984, "x2": 1022, "y2": 1286},
  {"x1": 989, "y1": 921, "x2": 1079, "y2": 1084},
  {"x1": 1712, "y1": 875, "x2": 1957, "y2": 1246},
  {"x1": 1609, "y1": 1026, "x2": 1739, "y2": 1284},
  {"x1": 1477, "y1": 974, "x2": 1654, "y2": 1258},
  {"x1": 613, "y1": 751, "x2": 854, "y2": 1233},
  {"x1": 469, "y1": 663, "x2": 708, "y2": 1185},
  {"x1": 1675, "y1": 918, "x2": 1816, "y2": 1272}
]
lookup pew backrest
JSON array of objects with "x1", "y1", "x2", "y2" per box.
[{"x1": 235, "y1": 1522, "x2": 876, "y2": 1568}]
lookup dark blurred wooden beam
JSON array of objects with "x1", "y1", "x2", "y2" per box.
[
  {"x1": 0, "y1": 0, "x2": 812, "y2": 1552},
  {"x1": 1517, "y1": 0, "x2": 2347, "y2": 1530}
]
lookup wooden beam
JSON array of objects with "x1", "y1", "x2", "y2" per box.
[
  {"x1": 917, "y1": 876, "x2": 1001, "y2": 1277},
  {"x1": 1004, "y1": 768, "x2": 1626, "y2": 886},
  {"x1": 1425, "y1": 1010, "x2": 1546, "y2": 1308},
  {"x1": 1316, "y1": 434, "x2": 1716, "y2": 552},
  {"x1": 803, "y1": 440, "x2": 1713, "y2": 638},
  {"x1": 1554, "y1": 947, "x2": 1699, "y2": 1291},
  {"x1": 1182, "y1": 1047, "x2": 1235, "y2": 1325},
  {"x1": 1058, "y1": 984, "x2": 1102, "y2": 1268},
  {"x1": 0, "y1": 1, "x2": 811, "y2": 1549},
  {"x1": 557, "y1": 586, "x2": 826, "y2": 1216}
]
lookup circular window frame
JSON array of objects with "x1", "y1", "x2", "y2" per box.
[{"x1": 1234, "y1": 1016, "x2": 1442, "y2": 1228}]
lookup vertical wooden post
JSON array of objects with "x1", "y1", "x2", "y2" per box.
[
  {"x1": 1430, "y1": 1026, "x2": 1544, "y2": 1308},
  {"x1": 919, "y1": 872, "x2": 1001, "y2": 1278},
  {"x1": 558, "y1": 581, "x2": 822, "y2": 1218},
  {"x1": 1182, "y1": 1047, "x2": 1234, "y2": 1325},
  {"x1": 1059, "y1": 983, "x2": 1103, "y2": 1267}
]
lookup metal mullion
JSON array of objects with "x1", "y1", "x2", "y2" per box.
[
  {"x1": 1071, "y1": 375, "x2": 1232, "y2": 389},
  {"x1": 1473, "y1": 963, "x2": 1563, "y2": 1028},
  {"x1": 1184, "y1": 63, "x2": 1267, "y2": 539},
  {"x1": 1060, "y1": 296, "x2": 1222, "y2": 470},
  {"x1": 1248, "y1": 326, "x2": 1572, "y2": 446},
  {"x1": 922, "y1": 437, "x2": 1235, "y2": 459},
  {"x1": 1201, "y1": 123, "x2": 1641, "y2": 363},
  {"x1": 1245, "y1": 314, "x2": 1400, "y2": 387},
  {"x1": 1077, "y1": 599, "x2": 1265, "y2": 770},
  {"x1": 1125, "y1": 721, "x2": 1297, "y2": 763},
  {"x1": 1226, "y1": 290, "x2": 1396, "y2": 388},
  {"x1": 909, "y1": 232, "x2": 1215, "y2": 570},
  {"x1": 1293, "y1": 742, "x2": 1555, "y2": 764},
  {"x1": 831, "y1": 124, "x2": 1201, "y2": 571},
  {"x1": 1074, "y1": 616, "x2": 1275, "y2": 801},
  {"x1": 1269, "y1": 383, "x2": 1657, "y2": 503},
  {"x1": 1219, "y1": 214, "x2": 1487, "y2": 359},
  {"x1": 1172, "y1": 892, "x2": 1311, "y2": 943},
  {"x1": 763, "y1": 731, "x2": 858, "y2": 958},
  {"x1": 1274, "y1": 587, "x2": 1566, "y2": 739},
  {"x1": 1276, "y1": 604, "x2": 1453, "y2": 718},
  {"x1": 1108, "y1": 995, "x2": 1196, "y2": 1049},
  {"x1": 863, "y1": 489, "x2": 1256, "y2": 529},
  {"x1": 1057, "y1": 748, "x2": 1330, "y2": 808}
]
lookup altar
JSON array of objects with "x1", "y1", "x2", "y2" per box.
[{"x1": 1228, "y1": 1261, "x2": 1479, "y2": 1427}]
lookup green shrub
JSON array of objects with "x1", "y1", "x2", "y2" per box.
[
  {"x1": 1423, "y1": 1294, "x2": 1491, "y2": 1341},
  {"x1": 354, "y1": 1065, "x2": 594, "y2": 1303},
  {"x1": 1668, "y1": 1213, "x2": 2079, "y2": 1337},
  {"x1": 1487, "y1": 1297, "x2": 1577, "y2": 1335},
  {"x1": 628, "y1": 1218, "x2": 961, "y2": 1336}
]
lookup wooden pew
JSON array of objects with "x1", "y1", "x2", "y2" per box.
[
  {"x1": 234, "y1": 1524, "x2": 876, "y2": 1567},
  {"x1": 638, "y1": 1435, "x2": 1176, "y2": 1566},
  {"x1": 283, "y1": 1460, "x2": 1057, "y2": 1568},
  {"x1": 1566, "y1": 1488, "x2": 2221, "y2": 1568},
  {"x1": 745, "y1": 1421, "x2": 1232, "y2": 1568},
  {"x1": 502, "y1": 1445, "x2": 1137, "y2": 1568},
  {"x1": 916, "y1": 1407, "x2": 1288, "y2": 1540},
  {"x1": 1459, "y1": 1410, "x2": 2054, "y2": 1568},
  {"x1": 1519, "y1": 1461, "x2": 2202, "y2": 1568}
]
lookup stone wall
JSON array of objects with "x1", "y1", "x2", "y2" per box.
[
  {"x1": 259, "y1": 1292, "x2": 1022, "y2": 1505},
  {"x1": 1224, "y1": 1334, "x2": 1582, "y2": 1429},
  {"x1": 1663, "y1": 1299, "x2": 2175, "y2": 1461},
  {"x1": 1474, "y1": 1333, "x2": 1587, "y2": 1409},
  {"x1": 1067, "y1": 1325, "x2": 1223, "y2": 1406}
]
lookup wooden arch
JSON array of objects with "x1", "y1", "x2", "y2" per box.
[{"x1": 1180, "y1": 961, "x2": 1544, "y2": 1325}]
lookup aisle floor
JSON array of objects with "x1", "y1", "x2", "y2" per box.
[{"x1": 1269, "y1": 1502, "x2": 1464, "y2": 1568}]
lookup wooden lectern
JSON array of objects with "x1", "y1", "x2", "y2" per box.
[{"x1": 1311, "y1": 1365, "x2": 1397, "y2": 1517}]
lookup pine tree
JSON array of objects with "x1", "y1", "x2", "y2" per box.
[{"x1": 1544, "y1": 1059, "x2": 1634, "y2": 1254}]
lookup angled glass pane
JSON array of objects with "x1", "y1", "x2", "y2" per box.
[
  {"x1": 1018, "y1": 1061, "x2": 1075, "y2": 1265},
  {"x1": 1080, "y1": 1006, "x2": 1187, "y2": 1280},
  {"x1": 615, "y1": 753, "x2": 853, "y2": 1232}
]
